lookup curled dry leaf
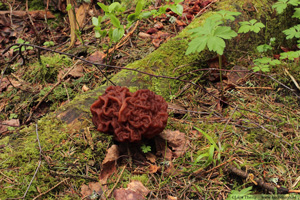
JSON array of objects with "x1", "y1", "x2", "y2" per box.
[
  {"x1": 138, "y1": 32, "x2": 151, "y2": 39},
  {"x1": 114, "y1": 180, "x2": 149, "y2": 200},
  {"x1": 99, "y1": 144, "x2": 119, "y2": 184},
  {"x1": 159, "y1": 130, "x2": 190, "y2": 158},
  {"x1": 145, "y1": 152, "x2": 156, "y2": 163},
  {"x1": 127, "y1": 180, "x2": 150, "y2": 197},
  {"x1": 154, "y1": 22, "x2": 164, "y2": 30},
  {"x1": 82, "y1": 84, "x2": 90, "y2": 92},
  {"x1": 87, "y1": 51, "x2": 106, "y2": 64},
  {"x1": 81, "y1": 182, "x2": 104, "y2": 199}
]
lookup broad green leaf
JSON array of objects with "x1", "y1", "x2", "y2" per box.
[
  {"x1": 169, "y1": 4, "x2": 183, "y2": 16},
  {"x1": 293, "y1": 8, "x2": 300, "y2": 19},
  {"x1": 185, "y1": 36, "x2": 208, "y2": 55},
  {"x1": 98, "y1": 2, "x2": 109, "y2": 13},
  {"x1": 257, "y1": 44, "x2": 272, "y2": 52},
  {"x1": 174, "y1": 0, "x2": 184, "y2": 4},
  {"x1": 272, "y1": 0, "x2": 288, "y2": 14},
  {"x1": 194, "y1": 152, "x2": 209, "y2": 164},
  {"x1": 288, "y1": 0, "x2": 300, "y2": 6},
  {"x1": 108, "y1": 2, "x2": 121, "y2": 12},
  {"x1": 207, "y1": 36, "x2": 225, "y2": 55},
  {"x1": 127, "y1": 13, "x2": 137, "y2": 22},
  {"x1": 214, "y1": 26, "x2": 237, "y2": 39},
  {"x1": 140, "y1": 10, "x2": 157, "y2": 19},
  {"x1": 135, "y1": 0, "x2": 144, "y2": 15},
  {"x1": 249, "y1": 19, "x2": 257, "y2": 24},
  {"x1": 238, "y1": 26, "x2": 251, "y2": 33},
  {"x1": 211, "y1": 10, "x2": 241, "y2": 21},
  {"x1": 92, "y1": 17, "x2": 99, "y2": 26},
  {"x1": 283, "y1": 25, "x2": 300, "y2": 39},
  {"x1": 108, "y1": 14, "x2": 121, "y2": 28}
]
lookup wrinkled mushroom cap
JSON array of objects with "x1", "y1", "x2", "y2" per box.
[{"x1": 90, "y1": 86, "x2": 168, "y2": 142}]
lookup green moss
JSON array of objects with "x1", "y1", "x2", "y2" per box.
[
  {"x1": 24, "y1": 54, "x2": 72, "y2": 84},
  {"x1": 0, "y1": 114, "x2": 109, "y2": 199}
]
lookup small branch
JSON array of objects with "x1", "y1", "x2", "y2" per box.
[
  {"x1": 106, "y1": 165, "x2": 126, "y2": 198},
  {"x1": 32, "y1": 178, "x2": 69, "y2": 200},
  {"x1": 225, "y1": 164, "x2": 290, "y2": 194}
]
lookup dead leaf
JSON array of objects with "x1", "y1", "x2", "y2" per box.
[
  {"x1": 80, "y1": 182, "x2": 104, "y2": 199},
  {"x1": 148, "y1": 164, "x2": 158, "y2": 173},
  {"x1": 145, "y1": 152, "x2": 156, "y2": 163},
  {"x1": 99, "y1": 144, "x2": 119, "y2": 184},
  {"x1": 167, "y1": 195, "x2": 178, "y2": 200},
  {"x1": 57, "y1": 65, "x2": 84, "y2": 80},
  {"x1": 155, "y1": 136, "x2": 173, "y2": 160},
  {"x1": 146, "y1": 28, "x2": 158, "y2": 34},
  {"x1": 127, "y1": 181, "x2": 150, "y2": 197},
  {"x1": 159, "y1": 130, "x2": 190, "y2": 158},
  {"x1": 154, "y1": 22, "x2": 164, "y2": 30},
  {"x1": 152, "y1": 38, "x2": 162, "y2": 48},
  {"x1": 138, "y1": 32, "x2": 151, "y2": 39},
  {"x1": 82, "y1": 84, "x2": 90, "y2": 92},
  {"x1": 88, "y1": 51, "x2": 106, "y2": 64},
  {"x1": 0, "y1": 77, "x2": 10, "y2": 92},
  {"x1": 227, "y1": 65, "x2": 249, "y2": 84},
  {"x1": 113, "y1": 188, "x2": 145, "y2": 200},
  {"x1": 0, "y1": 119, "x2": 20, "y2": 134},
  {"x1": 76, "y1": 3, "x2": 89, "y2": 28},
  {"x1": 167, "y1": 102, "x2": 186, "y2": 115}
]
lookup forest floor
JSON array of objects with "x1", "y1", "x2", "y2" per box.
[{"x1": 0, "y1": 0, "x2": 300, "y2": 199}]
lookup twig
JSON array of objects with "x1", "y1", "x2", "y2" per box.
[
  {"x1": 32, "y1": 178, "x2": 69, "y2": 200},
  {"x1": 49, "y1": 170, "x2": 98, "y2": 182},
  {"x1": 106, "y1": 165, "x2": 126, "y2": 198},
  {"x1": 225, "y1": 164, "x2": 290, "y2": 194}
]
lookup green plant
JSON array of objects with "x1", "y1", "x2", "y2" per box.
[
  {"x1": 227, "y1": 186, "x2": 253, "y2": 200},
  {"x1": 43, "y1": 41, "x2": 54, "y2": 47},
  {"x1": 141, "y1": 144, "x2": 151, "y2": 153},
  {"x1": 12, "y1": 38, "x2": 33, "y2": 52},
  {"x1": 238, "y1": 19, "x2": 265, "y2": 33},
  {"x1": 253, "y1": 57, "x2": 281, "y2": 72},
  {"x1": 272, "y1": 0, "x2": 300, "y2": 14}
]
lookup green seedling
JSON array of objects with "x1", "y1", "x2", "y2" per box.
[
  {"x1": 238, "y1": 19, "x2": 265, "y2": 33},
  {"x1": 12, "y1": 38, "x2": 33, "y2": 52},
  {"x1": 227, "y1": 186, "x2": 253, "y2": 200},
  {"x1": 253, "y1": 57, "x2": 281, "y2": 72},
  {"x1": 92, "y1": 16, "x2": 107, "y2": 38},
  {"x1": 43, "y1": 41, "x2": 54, "y2": 47},
  {"x1": 141, "y1": 144, "x2": 151, "y2": 153},
  {"x1": 257, "y1": 37, "x2": 276, "y2": 53},
  {"x1": 272, "y1": 0, "x2": 300, "y2": 14}
]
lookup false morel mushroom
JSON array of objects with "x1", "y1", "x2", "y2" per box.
[{"x1": 90, "y1": 86, "x2": 168, "y2": 142}]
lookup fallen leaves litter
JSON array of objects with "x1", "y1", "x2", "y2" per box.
[
  {"x1": 113, "y1": 180, "x2": 149, "y2": 200},
  {"x1": 99, "y1": 144, "x2": 119, "y2": 184}
]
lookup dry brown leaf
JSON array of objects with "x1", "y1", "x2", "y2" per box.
[
  {"x1": 82, "y1": 84, "x2": 90, "y2": 92},
  {"x1": 154, "y1": 22, "x2": 164, "y2": 29},
  {"x1": 227, "y1": 65, "x2": 249, "y2": 84},
  {"x1": 138, "y1": 32, "x2": 151, "y2": 39},
  {"x1": 159, "y1": 130, "x2": 190, "y2": 158},
  {"x1": 80, "y1": 182, "x2": 104, "y2": 199},
  {"x1": 88, "y1": 51, "x2": 106, "y2": 64},
  {"x1": 76, "y1": 3, "x2": 89, "y2": 28},
  {"x1": 113, "y1": 188, "x2": 145, "y2": 200},
  {"x1": 145, "y1": 152, "x2": 156, "y2": 163},
  {"x1": 99, "y1": 144, "x2": 119, "y2": 184},
  {"x1": 0, "y1": 77, "x2": 10, "y2": 92},
  {"x1": 148, "y1": 164, "x2": 158, "y2": 173},
  {"x1": 155, "y1": 136, "x2": 173, "y2": 160},
  {"x1": 127, "y1": 180, "x2": 150, "y2": 197},
  {"x1": 57, "y1": 65, "x2": 84, "y2": 80},
  {"x1": 167, "y1": 195, "x2": 178, "y2": 200}
]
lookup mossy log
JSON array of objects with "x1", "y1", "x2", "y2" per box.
[{"x1": 0, "y1": 0, "x2": 295, "y2": 199}]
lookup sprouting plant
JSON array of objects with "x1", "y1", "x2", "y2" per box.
[
  {"x1": 272, "y1": 0, "x2": 300, "y2": 14},
  {"x1": 238, "y1": 19, "x2": 265, "y2": 33},
  {"x1": 227, "y1": 186, "x2": 253, "y2": 200},
  {"x1": 257, "y1": 37, "x2": 276, "y2": 53},
  {"x1": 12, "y1": 38, "x2": 33, "y2": 52},
  {"x1": 193, "y1": 127, "x2": 221, "y2": 167},
  {"x1": 141, "y1": 144, "x2": 151, "y2": 153},
  {"x1": 92, "y1": 16, "x2": 107, "y2": 39},
  {"x1": 253, "y1": 57, "x2": 281, "y2": 72},
  {"x1": 43, "y1": 41, "x2": 54, "y2": 47},
  {"x1": 185, "y1": 10, "x2": 242, "y2": 93}
]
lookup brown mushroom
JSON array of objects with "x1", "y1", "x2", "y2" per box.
[{"x1": 90, "y1": 86, "x2": 168, "y2": 142}]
